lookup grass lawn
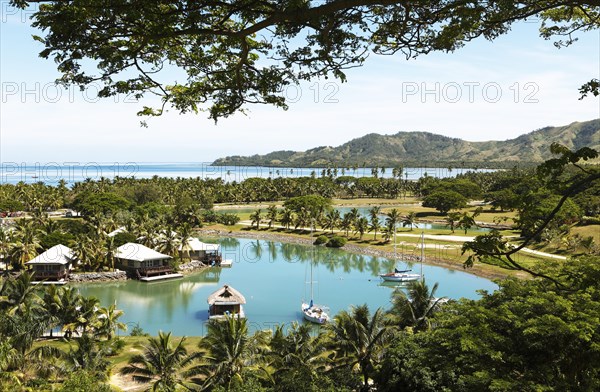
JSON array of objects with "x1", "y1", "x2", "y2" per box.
[{"x1": 570, "y1": 224, "x2": 600, "y2": 243}]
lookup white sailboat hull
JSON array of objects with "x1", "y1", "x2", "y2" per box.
[
  {"x1": 301, "y1": 302, "x2": 329, "y2": 324},
  {"x1": 379, "y1": 272, "x2": 421, "y2": 282}
]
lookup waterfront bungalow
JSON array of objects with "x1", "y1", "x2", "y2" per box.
[
  {"x1": 179, "y1": 238, "x2": 222, "y2": 265},
  {"x1": 115, "y1": 243, "x2": 182, "y2": 282},
  {"x1": 25, "y1": 244, "x2": 74, "y2": 284},
  {"x1": 207, "y1": 284, "x2": 246, "y2": 319}
]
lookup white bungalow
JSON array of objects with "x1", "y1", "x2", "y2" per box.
[
  {"x1": 179, "y1": 238, "x2": 222, "y2": 265},
  {"x1": 207, "y1": 284, "x2": 246, "y2": 319},
  {"x1": 25, "y1": 244, "x2": 75, "y2": 284},
  {"x1": 114, "y1": 243, "x2": 182, "y2": 282}
]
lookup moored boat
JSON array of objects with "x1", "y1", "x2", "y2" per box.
[{"x1": 301, "y1": 224, "x2": 330, "y2": 324}]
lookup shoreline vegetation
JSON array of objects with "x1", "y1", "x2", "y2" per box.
[{"x1": 196, "y1": 227, "x2": 518, "y2": 281}]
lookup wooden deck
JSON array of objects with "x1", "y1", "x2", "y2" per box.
[
  {"x1": 31, "y1": 270, "x2": 69, "y2": 280},
  {"x1": 220, "y1": 259, "x2": 233, "y2": 267},
  {"x1": 139, "y1": 273, "x2": 183, "y2": 282},
  {"x1": 31, "y1": 279, "x2": 67, "y2": 285},
  {"x1": 209, "y1": 307, "x2": 245, "y2": 320}
]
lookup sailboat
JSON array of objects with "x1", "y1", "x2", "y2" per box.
[
  {"x1": 380, "y1": 231, "x2": 424, "y2": 283},
  {"x1": 301, "y1": 224, "x2": 330, "y2": 324}
]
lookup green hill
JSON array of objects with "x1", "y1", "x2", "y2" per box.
[{"x1": 212, "y1": 119, "x2": 600, "y2": 168}]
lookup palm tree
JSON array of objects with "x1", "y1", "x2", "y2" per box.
[
  {"x1": 388, "y1": 279, "x2": 443, "y2": 333},
  {"x1": 9, "y1": 219, "x2": 41, "y2": 270},
  {"x1": 250, "y1": 209, "x2": 262, "y2": 230},
  {"x1": 294, "y1": 207, "x2": 310, "y2": 231},
  {"x1": 103, "y1": 235, "x2": 119, "y2": 271},
  {"x1": 385, "y1": 208, "x2": 401, "y2": 229},
  {"x1": 279, "y1": 208, "x2": 294, "y2": 230},
  {"x1": 62, "y1": 333, "x2": 112, "y2": 381},
  {"x1": 381, "y1": 221, "x2": 394, "y2": 243},
  {"x1": 354, "y1": 217, "x2": 369, "y2": 240},
  {"x1": 269, "y1": 323, "x2": 330, "y2": 383},
  {"x1": 0, "y1": 271, "x2": 41, "y2": 317},
  {"x1": 192, "y1": 316, "x2": 270, "y2": 389},
  {"x1": 368, "y1": 217, "x2": 381, "y2": 241},
  {"x1": 326, "y1": 304, "x2": 390, "y2": 391},
  {"x1": 0, "y1": 229, "x2": 12, "y2": 272},
  {"x1": 348, "y1": 208, "x2": 360, "y2": 225},
  {"x1": 41, "y1": 284, "x2": 62, "y2": 338},
  {"x1": 340, "y1": 213, "x2": 354, "y2": 238},
  {"x1": 156, "y1": 228, "x2": 181, "y2": 258},
  {"x1": 368, "y1": 207, "x2": 381, "y2": 241},
  {"x1": 65, "y1": 296, "x2": 100, "y2": 337},
  {"x1": 323, "y1": 209, "x2": 341, "y2": 234},
  {"x1": 178, "y1": 223, "x2": 194, "y2": 262},
  {"x1": 95, "y1": 303, "x2": 127, "y2": 340},
  {"x1": 57, "y1": 286, "x2": 83, "y2": 339},
  {"x1": 0, "y1": 274, "x2": 47, "y2": 356},
  {"x1": 401, "y1": 211, "x2": 418, "y2": 231},
  {"x1": 72, "y1": 235, "x2": 96, "y2": 271},
  {"x1": 445, "y1": 212, "x2": 461, "y2": 233},
  {"x1": 266, "y1": 205, "x2": 278, "y2": 229},
  {"x1": 122, "y1": 331, "x2": 193, "y2": 391}
]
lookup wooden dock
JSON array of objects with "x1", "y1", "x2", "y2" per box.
[
  {"x1": 220, "y1": 259, "x2": 233, "y2": 268},
  {"x1": 32, "y1": 280, "x2": 67, "y2": 285},
  {"x1": 139, "y1": 273, "x2": 183, "y2": 282}
]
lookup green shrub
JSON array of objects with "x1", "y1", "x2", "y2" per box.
[
  {"x1": 326, "y1": 236, "x2": 347, "y2": 248},
  {"x1": 219, "y1": 212, "x2": 241, "y2": 225},
  {"x1": 57, "y1": 370, "x2": 111, "y2": 392},
  {"x1": 314, "y1": 235, "x2": 329, "y2": 245}
]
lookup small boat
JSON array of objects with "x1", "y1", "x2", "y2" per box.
[
  {"x1": 380, "y1": 231, "x2": 424, "y2": 282},
  {"x1": 302, "y1": 299, "x2": 329, "y2": 324},
  {"x1": 301, "y1": 224, "x2": 330, "y2": 324},
  {"x1": 380, "y1": 269, "x2": 421, "y2": 282}
]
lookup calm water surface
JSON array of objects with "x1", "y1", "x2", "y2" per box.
[
  {"x1": 77, "y1": 238, "x2": 497, "y2": 335},
  {"x1": 1, "y1": 163, "x2": 495, "y2": 185}
]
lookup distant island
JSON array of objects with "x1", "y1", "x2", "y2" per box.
[{"x1": 212, "y1": 119, "x2": 600, "y2": 168}]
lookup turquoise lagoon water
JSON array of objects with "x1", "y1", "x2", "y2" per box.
[{"x1": 76, "y1": 238, "x2": 497, "y2": 336}]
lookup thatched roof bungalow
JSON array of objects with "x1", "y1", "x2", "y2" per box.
[{"x1": 207, "y1": 284, "x2": 246, "y2": 319}]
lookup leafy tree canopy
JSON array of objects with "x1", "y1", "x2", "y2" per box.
[
  {"x1": 422, "y1": 190, "x2": 467, "y2": 214},
  {"x1": 72, "y1": 191, "x2": 131, "y2": 216},
  {"x1": 10, "y1": 0, "x2": 600, "y2": 121}
]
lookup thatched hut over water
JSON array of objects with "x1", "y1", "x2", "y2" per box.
[{"x1": 207, "y1": 284, "x2": 246, "y2": 319}]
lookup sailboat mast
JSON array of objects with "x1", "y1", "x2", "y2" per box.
[
  {"x1": 310, "y1": 221, "x2": 314, "y2": 301},
  {"x1": 420, "y1": 231, "x2": 424, "y2": 279},
  {"x1": 394, "y1": 224, "x2": 397, "y2": 259}
]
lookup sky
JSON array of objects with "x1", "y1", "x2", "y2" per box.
[{"x1": 0, "y1": 3, "x2": 599, "y2": 165}]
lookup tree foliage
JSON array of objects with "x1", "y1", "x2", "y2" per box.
[
  {"x1": 422, "y1": 190, "x2": 467, "y2": 214},
  {"x1": 10, "y1": 1, "x2": 600, "y2": 120}
]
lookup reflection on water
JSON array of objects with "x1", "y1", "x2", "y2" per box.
[{"x1": 77, "y1": 237, "x2": 497, "y2": 336}]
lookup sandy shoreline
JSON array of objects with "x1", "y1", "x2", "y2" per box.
[{"x1": 196, "y1": 228, "x2": 514, "y2": 281}]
